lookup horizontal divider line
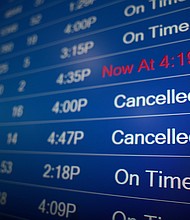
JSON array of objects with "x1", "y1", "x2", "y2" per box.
[
  {"x1": 0, "y1": 150, "x2": 189, "y2": 158},
  {"x1": 0, "y1": 73, "x2": 190, "y2": 102},
  {"x1": 0, "y1": 112, "x2": 189, "y2": 126},
  {"x1": 0, "y1": 38, "x2": 189, "y2": 81},
  {"x1": 0, "y1": 179, "x2": 189, "y2": 205}
]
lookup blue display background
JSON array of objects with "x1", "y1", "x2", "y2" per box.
[{"x1": 0, "y1": 0, "x2": 190, "y2": 219}]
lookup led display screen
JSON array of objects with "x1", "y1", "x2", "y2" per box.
[{"x1": 0, "y1": 0, "x2": 190, "y2": 219}]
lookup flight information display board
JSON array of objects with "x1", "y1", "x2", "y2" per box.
[{"x1": 0, "y1": 0, "x2": 190, "y2": 219}]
